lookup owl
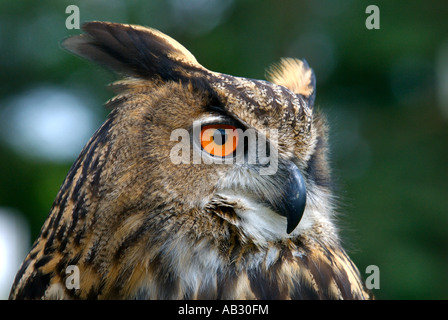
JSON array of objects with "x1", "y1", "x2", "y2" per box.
[{"x1": 9, "y1": 22, "x2": 371, "y2": 300}]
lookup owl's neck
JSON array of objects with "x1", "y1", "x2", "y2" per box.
[
  {"x1": 127, "y1": 230, "x2": 367, "y2": 299},
  {"x1": 122, "y1": 187, "x2": 349, "y2": 299}
]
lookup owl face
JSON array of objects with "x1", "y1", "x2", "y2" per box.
[{"x1": 62, "y1": 22, "x2": 334, "y2": 248}]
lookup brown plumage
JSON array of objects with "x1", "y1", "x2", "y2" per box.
[{"x1": 9, "y1": 22, "x2": 371, "y2": 300}]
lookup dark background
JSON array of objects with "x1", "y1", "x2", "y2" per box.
[{"x1": 0, "y1": 0, "x2": 447, "y2": 299}]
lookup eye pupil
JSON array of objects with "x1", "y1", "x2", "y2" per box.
[
  {"x1": 200, "y1": 124, "x2": 239, "y2": 157},
  {"x1": 213, "y1": 129, "x2": 227, "y2": 145}
]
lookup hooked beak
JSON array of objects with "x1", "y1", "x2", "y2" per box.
[
  {"x1": 268, "y1": 162, "x2": 307, "y2": 234},
  {"x1": 215, "y1": 159, "x2": 307, "y2": 235}
]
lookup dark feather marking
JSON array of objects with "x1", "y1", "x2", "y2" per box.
[
  {"x1": 280, "y1": 85, "x2": 295, "y2": 114},
  {"x1": 48, "y1": 192, "x2": 69, "y2": 241},
  {"x1": 104, "y1": 95, "x2": 128, "y2": 110},
  {"x1": 332, "y1": 267, "x2": 352, "y2": 299},
  {"x1": 248, "y1": 272, "x2": 278, "y2": 300},
  {"x1": 95, "y1": 279, "x2": 107, "y2": 298},
  {"x1": 40, "y1": 229, "x2": 49, "y2": 240},
  {"x1": 189, "y1": 76, "x2": 223, "y2": 107},
  {"x1": 279, "y1": 85, "x2": 298, "y2": 128},
  {"x1": 69, "y1": 23, "x2": 221, "y2": 105},
  {"x1": 73, "y1": 224, "x2": 86, "y2": 246},
  {"x1": 290, "y1": 277, "x2": 320, "y2": 300},
  {"x1": 65, "y1": 22, "x2": 205, "y2": 83},
  {"x1": 43, "y1": 233, "x2": 56, "y2": 255},
  {"x1": 290, "y1": 256, "x2": 321, "y2": 300},
  {"x1": 114, "y1": 208, "x2": 169, "y2": 260},
  {"x1": 67, "y1": 110, "x2": 113, "y2": 201},
  {"x1": 87, "y1": 286, "x2": 100, "y2": 300},
  {"x1": 345, "y1": 251, "x2": 363, "y2": 277},
  {"x1": 13, "y1": 272, "x2": 51, "y2": 300},
  {"x1": 157, "y1": 272, "x2": 181, "y2": 300},
  {"x1": 310, "y1": 259, "x2": 333, "y2": 292},
  {"x1": 254, "y1": 79, "x2": 287, "y2": 117},
  {"x1": 335, "y1": 250, "x2": 361, "y2": 299},
  {"x1": 82, "y1": 122, "x2": 108, "y2": 171},
  {"x1": 235, "y1": 87, "x2": 262, "y2": 112},
  {"x1": 259, "y1": 80, "x2": 281, "y2": 119},
  {"x1": 84, "y1": 239, "x2": 100, "y2": 265},
  {"x1": 61, "y1": 159, "x2": 81, "y2": 196},
  {"x1": 113, "y1": 206, "x2": 176, "y2": 262},
  {"x1": 56, "y1": 223, "x2": 69, "y2": 254},
  {"x1": 319, "y1": 243, "x2": 335, "y2": 264},
  {"x1": 144, "y1": 253, "x2": 182, "y2": 299},
  {"x1": 91, "y1": 154, "x2": 107, "y2": 196},
  {"x1": 40, "y1": 217, "x2": 52, "y2": 239},
  {"x1": 29, "y1": 250, "x2": 38, "y2": 260},
  {"x1": 87, "y1": 152, "x2": 100, "y2": 177},
  {"x1": 65, "y1": 115, "x2": 114, "y2": 237},
  {"x1": 196, "y1": 278, "x2": 218, "y2": 300},
  {"x1": 55, "y1": 251, "x2": 82, "y2": 276},
  {"x1": 113, "y1": 219, "x2": 149, "y2": 262},
  {"x1": 248, "y1": 257, "x2": 288, "y2": 299},
  {"x1": 305, "y1": 136, "x2": 332, "y2": 188},
  {"x1": 43, "y1": 192, "x2": 69, "y2": 254},
  {"x1": 61, "y1": 130, "x2": 99, "y2": 198},
  {"x1": 9, "y1": 259, "x2": 31, "y2": 298},
  {"x1": 68, "y1": 251, "x2": 83, "y2": 267},
  {"x1": 58, "y1": 236, "x2": 68, "y2": 253},
  {"x1": 40, "y1": 204, "x2": 60, "y2": 241},
  {"x1": 85, "y1": 278, "x2": 108, "y2": 299},
  {"x1": 77, "y1": 195, "x2": 89, "y2": 220},
  {"x1": 84, "y1": 116, "x2": 114, "y2": 197},
  {"x1": 216, "y1": 268, "x2": 238, "y2": 299},
  {"x1": 69, "y1": 193, "x2": 85, "y2": 236},
  {"x1": 72, "y1": 171, "x2": 86, "y2": 203},
  {"x1": 56, "y1": 221, "x2": 67, "y2": 241},
  {"x1": 55, "y1": 258, "x2": 65, "y2": 275}
]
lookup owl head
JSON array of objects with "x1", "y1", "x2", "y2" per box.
[{"x1": 62, "y1": 22, "x2": 335, "y2": 248}]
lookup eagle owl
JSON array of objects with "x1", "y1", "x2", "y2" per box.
[{"x1": 9, "y1": 22, "x2": 371, "y2": 300}]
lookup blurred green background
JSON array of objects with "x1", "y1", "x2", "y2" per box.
[{"x1": 0, "y1": 0, "x2": 447, "y2": 299}]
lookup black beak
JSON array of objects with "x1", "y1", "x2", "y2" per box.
[{"x1": 270, "y1": 163, "x2": 307, "y2": 234}]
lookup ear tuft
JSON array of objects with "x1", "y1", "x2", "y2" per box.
[
  {"x1": 62, "y1": 21, "x2": 204, "y2": 81},
  {"x1": 266, "y1": 58, "x2": 316, "y2": 107}
]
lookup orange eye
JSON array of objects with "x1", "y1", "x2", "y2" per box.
[{"x1": 200, "y1": 124, "x2": 239, "y2": 157}]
